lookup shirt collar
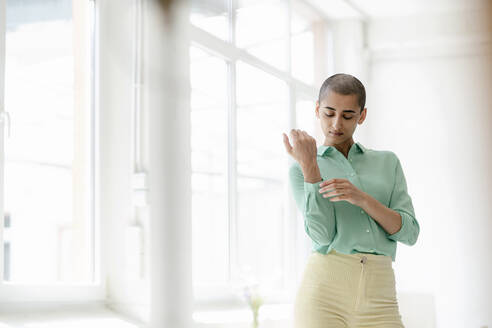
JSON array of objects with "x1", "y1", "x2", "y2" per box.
[{"x1": 317, "y1": 141, "x2": 366, "y2": 157}]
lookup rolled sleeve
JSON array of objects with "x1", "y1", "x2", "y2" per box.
[
  {"x1": 386, "y1": 155, "x2": 420, "y2": 246},
  {"x1": 304, "y1": 180, "x2": 323, "y2": 192},
  {"x1": 288, "y1": 164, "x2": 337, "y2": 246}
]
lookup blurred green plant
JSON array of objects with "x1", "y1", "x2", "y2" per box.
[{"x1": 243, "y1": 283, "x2": 264, "y2": 328}]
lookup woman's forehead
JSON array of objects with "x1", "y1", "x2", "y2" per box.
[{"x1": 320, "y1": 92, "x2": 360, "y2": 111}]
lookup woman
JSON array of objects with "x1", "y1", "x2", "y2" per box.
[{"x1": 282, "y1": 73, "x2": 420, "y2": 328}]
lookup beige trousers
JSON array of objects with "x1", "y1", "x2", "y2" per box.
[{"x1": 294, "y1": 248, "x2": 405, "y2": 328}]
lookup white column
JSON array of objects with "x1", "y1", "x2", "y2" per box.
[{"x1": 143, "y1": 1, "x2": 192, "y2": 327}]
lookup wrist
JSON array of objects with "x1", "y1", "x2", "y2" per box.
[
  {"x1": 300, "y1": 160, "x2": 321, "y2": 184},
  {"x1": 300, "y1": 159, "x2": 317, "y2": 170},
  {"x1": 359, "y1": 191, "x2": 371, "y2": 209}
]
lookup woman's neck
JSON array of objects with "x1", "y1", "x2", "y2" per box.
[{"x1": 324, "y1": 138, "x2": 355, "y2": 158}]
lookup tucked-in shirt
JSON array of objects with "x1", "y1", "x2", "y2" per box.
[{"x1": 288, "y1": 141, "x2": 420, "y2": 262}]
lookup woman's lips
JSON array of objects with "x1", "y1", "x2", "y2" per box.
[{"x1": 330, "y1": 132, "x2": 343, "y2": 136}]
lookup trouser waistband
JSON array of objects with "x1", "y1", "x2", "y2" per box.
[{"x1": 316, "y1": 248, "x2": 392, "y2": 266}]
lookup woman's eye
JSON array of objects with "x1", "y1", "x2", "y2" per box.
[{"x1": 325, "y1": 114, "x2": 353, "y2": 120}]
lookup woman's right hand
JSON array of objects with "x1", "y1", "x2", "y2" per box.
[{"x1": 282, "y1": 129, "x2": 317, "y2": 167}]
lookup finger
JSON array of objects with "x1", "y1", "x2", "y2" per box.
[
  {"x1": 321, "y1": 180, "x2": 351, "y2": 192},
  {"x1": 320, "y1": 178, "x2": 349, "y2": 187},
  {"x1": 301, "y1": 130, "x2": 312, "y2": 138},
  {"x1": 320, "y1": 178, "x2": 337, "y2": 187},
  {"x1": 290, "y1": 129, "x2": 300, "y2": 143},
  {"x1": 320, "y1": 185, "x2": 343, "y2": 194},
  {"x1": 323, "y1": 191, "x2": 344, "y2": 198},
  {"x1": 282, "y1": 133, "x2": 293, "y2": 154},
  {"x1": 330, "y1": 192, "x2": 349, "y2": 200},
  {"x1": 325, "y1": 180, "x2": 348, "y2": 188}
]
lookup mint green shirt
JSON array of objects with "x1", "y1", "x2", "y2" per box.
[{"x1": 288, "y1": 141, "x2": 420, "y2": 262}]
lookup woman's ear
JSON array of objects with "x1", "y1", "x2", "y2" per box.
[{"x1": 359, "y1": 107, "x2": 367, "y2": 124}]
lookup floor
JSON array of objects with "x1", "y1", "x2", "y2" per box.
[{"x1": 0, "y1": 305, "x2": 144, "y2": 328}]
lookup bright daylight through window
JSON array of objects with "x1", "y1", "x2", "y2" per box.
[
  {"x1": 189, "y1": 0, "x2": 325, "y2": 303},
  {"x1": 2, "y1": 0, "x2": 95, "y2": 284}
]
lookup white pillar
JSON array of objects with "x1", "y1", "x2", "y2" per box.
[{"x1": 143, "y1": 1, "x2": 192, "y2": 327}]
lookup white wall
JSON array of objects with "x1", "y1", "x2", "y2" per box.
[
  {"x1": 318, "y1": 19, "x2": 371, "y2": 143},
  {"x1": 366, "y1": 7, "x2": 492, "y2": 328}
]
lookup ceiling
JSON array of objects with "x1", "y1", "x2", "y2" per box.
[{"x1": 306, "y1": 0, "x2": 491, "y2": 19}]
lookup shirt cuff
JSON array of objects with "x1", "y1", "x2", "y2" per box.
[
  {"x1": 387, "y1": 211, "x2": 409, "y2": 241},
  {"x1": 304, "y1": 180, "x2": 323, "y2": 192}
]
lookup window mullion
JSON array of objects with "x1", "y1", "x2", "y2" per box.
[
  {"x1": 229, "y1": 0, "x2": 236, "y2": 45},
  {"x1": 0, "y1": 0, "x2": 5, "y2": 285},
  {"x1": 286, "y1": 0, "x2": 292, "y2": 76},
  {"x1": 227, "y1": 57, "x2": 238, "y2": 285}
]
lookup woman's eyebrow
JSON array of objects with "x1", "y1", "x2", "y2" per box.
[{"x1": 322, "y1": 106, "x2": 356, "y2": 113}]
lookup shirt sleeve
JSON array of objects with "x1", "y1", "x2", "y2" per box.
[
  {"x1": 386, "y1": 154, "x2": 420, "y2": 246},
  {"x1": 288, "y1": 162, "x2": 337, "y2": 246}
]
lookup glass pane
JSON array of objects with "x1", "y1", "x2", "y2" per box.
[
  {"x1": 236, "y1": 0, "x2": 288, "y2": 70},
  {"x1": 190, "y1": 46, "x2": 229, "y2": 288},
  {"x1": 236, "y1": 177, "x2": 284, "y2": 289},
  {"x1": 235, "y1": 61, "x2": 288, "y2": 290},
  {"x1": 190, "y1": 0, "x2": 229, "y2": 41},
  {"x1": 291, "y1": 2, "x2": 316, "y2": 84},
  {"x1": 3, "y1": 0, "x2": 94, "y2": 283},
  {"x1": 236, "y1": 62, "x2": 288, "y2": 179},
  {"x1": 296, "y1": 97, "x2": 317, "y2": 137}
]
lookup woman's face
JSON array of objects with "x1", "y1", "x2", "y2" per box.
[{"x1": 315, "y1": 89, "x2": 366, "y2": 144}]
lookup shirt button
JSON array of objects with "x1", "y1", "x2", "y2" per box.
[
  {"x1": 360, "y1": 210, "x2": 364, "y2": 214},
  {"x1": 366, "y1": 229, "x2": 370, "y2": 233}
]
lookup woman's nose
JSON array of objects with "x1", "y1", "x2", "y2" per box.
[{"x1": 332, "y1": 117, "x2": 343, "y2": 128}]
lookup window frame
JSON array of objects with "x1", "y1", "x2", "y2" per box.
[
  {"x1": 0, "y1": 0, "x2": 103, "y2": 303},
  {"x1": 190, "y1": 0, "x2": 329, "y2": 307}
]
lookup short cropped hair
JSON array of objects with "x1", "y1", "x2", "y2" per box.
[{"x1": 318, "y1": 73, "x2": 366, "y2": 113}]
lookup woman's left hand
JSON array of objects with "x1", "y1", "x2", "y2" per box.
[{"x1": 318, "y1": 178, "x2": 368, "y2": 207}]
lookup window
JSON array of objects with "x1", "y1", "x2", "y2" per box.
[
  {"x1": 190, "y1": 0, "x2": 229, "y2": 41},
  {"x1": 190, "y1": 0, "x2": 327, "y2": 305},
  {"x1": 236, "y1": 0, "x2": 288, "y2": 70},
  {"x1": 0, "y1": 0, "x2": 98, "y2": 292},
  {"x1": 296, "y1": 94, "x2": 317, "y2": 137},
  {"x1": 291, "y1": 1, "x2": 317, "y2": 84},
  {"x1": 190, "y1": 46, "x2": 229, "y2": 289},
  {"x1": 235, "y1": 61, "x2": 288, "y2": 291}
]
